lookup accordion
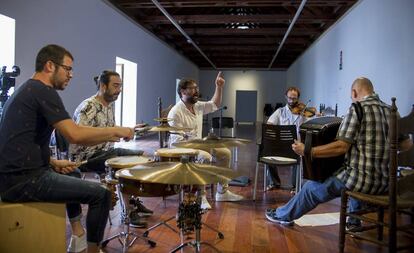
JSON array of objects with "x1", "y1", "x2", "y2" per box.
[{"x1": 299, "y1": 116, "x2": 344, "y2": 182}]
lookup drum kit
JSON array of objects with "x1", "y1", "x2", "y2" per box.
[{"x1": 101, "y1": 117, "x2": 251, "y2": 253}]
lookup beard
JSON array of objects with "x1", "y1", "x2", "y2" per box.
[
  {"x1": 103, "y1": 92, "x2": 120, "y2": 103},
  {"x1": 187, "y1": 96, "x2": 198, "y2": 104},
  {"x1": 183, "y1": 93, "x2": 199, "y2": 104},
  {"x1": 51, "y1": 71, "x2": 68, "y2": 90},
  {"x1": 288, "y1": 101, "x2": 298, "y2": 108}
]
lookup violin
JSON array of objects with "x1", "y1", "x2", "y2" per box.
[{"x1": 290, "y1": 102, "x2": 317, "y2": 117}]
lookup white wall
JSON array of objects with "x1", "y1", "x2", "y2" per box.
[
  {"x1": 1, "y1": 0, "x2": 198, "y2": 124},
  {"x1": 199, "y1": 70, "x2": 286, "y2": 122},
  {"x1": 287, "y1": 0, "x2": 414, "y2": 116}
]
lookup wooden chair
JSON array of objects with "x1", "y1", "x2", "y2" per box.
[
  {"x1": 253, "y1": 124, "x2": 300, "y2": 201},
  {"x1": 339, "y1": 98, "x2": 414, "y2": 252}
]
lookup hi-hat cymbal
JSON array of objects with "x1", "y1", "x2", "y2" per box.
[
  {"x1": 173, "y1": 133, "x2": 251, "y2": 149},
  {"x1": 148, "y1": 125, "x2": 192, "y2": 132},
  {"x1": 115, "y1": 162, "x2": 239, "y2": 185}
]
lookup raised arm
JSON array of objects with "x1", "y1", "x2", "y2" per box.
[{"x1": 211, "y1": 71, "x2": 224, "y2": 107}]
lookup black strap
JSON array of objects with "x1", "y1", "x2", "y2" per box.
[
  {"x1": 352, "y1": 101, "x2": 363, "y2": 124},
  {"x1": 303, "y1": 131, "x2": 313, "y2": 170}
]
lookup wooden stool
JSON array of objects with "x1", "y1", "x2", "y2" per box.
[{"x1": 0, "y1": 202, "x2": 66, "y2": 253}]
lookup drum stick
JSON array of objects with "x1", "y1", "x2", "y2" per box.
[{"x1": 77, "y1": 160, "x2": 87, "y2": 166}]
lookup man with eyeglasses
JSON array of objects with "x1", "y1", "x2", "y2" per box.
[
  {"x1": 0, "y1": 44, "x2": 134, "y2": 253},
  {"x1": 69, "y1": 70, "x2": 152, "y2": 228},
  {"x1": 168, "y1": 73, "x2": 244, "y2": 210},
  {"x1": 266, "y1": 87, "x2": 308, "y2": 190}
]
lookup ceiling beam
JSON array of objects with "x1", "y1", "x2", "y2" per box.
[
  {"x1": 176, "y1": 37, "x2": 310, "y2": 45},
  {"x1": 118, "y1": 0, "x2": 355, "y2": 9},
  {"x1": 157, "y1": 27, "x2": 320, "y2": 36},
  {"x1": 141, "y1": 14, "x2": 335, "y2": 25}
]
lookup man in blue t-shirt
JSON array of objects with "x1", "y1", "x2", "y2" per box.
[{"x1": 0, "y1": 44, "x2": 134, "y2": 253}]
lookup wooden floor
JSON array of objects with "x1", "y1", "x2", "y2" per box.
[{"x1": 67, "y1": 124, "x2": 413, "y2": 253}]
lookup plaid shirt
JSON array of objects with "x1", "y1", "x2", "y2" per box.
[{"x1": 335, "y1": 94, "x2": 390, "y2": 194}]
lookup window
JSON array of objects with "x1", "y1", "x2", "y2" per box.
[
  {"x1": 176, "y1": 78, "x2": 181, "y2": 103},
  {"x1": 115, "y1": 57, "x2": 137, "y2": 127},
  {"x1": 0, "y1": 13, "x2": 16, "y2": 96},
  {"x1": 0, "y1": 14, "x2": 15, "y2": 69}
]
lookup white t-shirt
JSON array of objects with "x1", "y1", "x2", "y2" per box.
[
  {"x1": 168, "y1": 100, "x2": 218, "y2": 146},
  {"x1": 267, "y1": 104, "x2": 307, "y2": 134}
]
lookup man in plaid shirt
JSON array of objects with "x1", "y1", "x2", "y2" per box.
[{"x1": 265, "y1": 77, "x2": 412, "y2": 226}]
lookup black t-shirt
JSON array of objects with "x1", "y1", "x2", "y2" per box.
[{"x1": 0, "y1": 79, "x2": 71, "y2": 173}]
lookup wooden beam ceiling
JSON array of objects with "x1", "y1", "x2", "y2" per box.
[{"x1": 108, "y1": 0, "x2": 358, "y2": 69}]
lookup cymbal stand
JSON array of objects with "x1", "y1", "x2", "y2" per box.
[
  {"x1": 101, "y1": 171, "x2": 156, "y2": 252},
  {"x1": 142, "y1": 184, "x2": 181, "y2": 238},
  {"x1": 170, "y1": 189, "x2": 223, "y2": 253}
]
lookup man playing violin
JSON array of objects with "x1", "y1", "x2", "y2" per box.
[{"x1": 266, "y1": 87, "x2": 314, "y2": 190}]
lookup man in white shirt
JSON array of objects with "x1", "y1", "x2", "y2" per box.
[
  {"x1": 266, "y1": 87, "x2": 307, "y2": 190},
  {"x1": 168, "y1": 73, "x2": 243, "y2": 209}
]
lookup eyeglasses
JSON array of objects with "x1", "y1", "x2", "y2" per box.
[
  {"x1": 52, "y1": 61, "x2": 73, "y2": 73},
  {"x1": 186, "y1": 86, "x2": 199, "y2": 91},
  {"x1": 286, "y1": 96, "x2": 298, "y2": 101}
]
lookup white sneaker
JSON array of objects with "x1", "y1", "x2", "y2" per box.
[
  {"x1": 67, "y1": 233, "x2": 87, "y2": 253},
  {"x1": 215, "y1": 190, "x2": 243, "y2": 202},
  {"x1": 200, "y1": 195, "x2": 212, "y2": 210}
]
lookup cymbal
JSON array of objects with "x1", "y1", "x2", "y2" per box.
[
  {"x1": 153, "y1": 117, "x2": 173, "y2": 123},
  {"x1": 115, "y1": 162, "x2": 239, "y2": 185},
  {"x1": 148, "y1": 125, "x2": 192, "y2": 132},
  {"x1": 173, "y1": 133, "x2": 251, "y2": 149}
]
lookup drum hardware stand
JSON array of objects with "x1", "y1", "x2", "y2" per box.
[
  {"x1": 142, "y1": 184, "x2": 182, "y2": 238},
  {"x1": 101, "y1": 168, "x2": 157, "y2": 252},
  {"x1": 100, "y1": 186, "x2": 156, "y2": 252},
  {"x1": 158, "y1": 97, "x2": 164, "y2": 148},
  {"x1": 100, "y1": 208, "x2": 156, "y2": 252},
  {"x1": 170, "y1": 190, "x2": 222, "y2": 253}
]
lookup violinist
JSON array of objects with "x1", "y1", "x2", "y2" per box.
[
  {"x1": 266, "y1": 86, "x2": 315, "y2": 190},
  {"x1": 268, "y1": 86, "x2": 316, "y2": 131}
]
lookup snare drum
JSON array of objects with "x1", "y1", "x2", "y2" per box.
[
  {"x1": 104, "y1": 156, "x2": 154, "y2": 209},
  {"x1": 105, "y1": 155, "x2": 153, "y2": 170},
  {"x1": 155, "y1": 148, "x2": 198, "y2": 162},
  {"x1": 117, "y1": 166, "x2": 179, "y2": 198},
  {"x1": 155, "y1": 148, "x2": 212, "y2": 163}
]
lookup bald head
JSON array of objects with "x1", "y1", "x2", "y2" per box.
[{"x1": 351, "y1": 77, "x2": 374, "y2": 102}]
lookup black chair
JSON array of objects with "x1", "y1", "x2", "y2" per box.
[
  {"x1": 339, "y1": 98, "x2": 414, "y2": 253},
  {"x1": 253, "y1": 124, "x2": 300, "y2": 201},
  {"x1": 212, "y1": 117, "x2": 235, "y2": 137}
]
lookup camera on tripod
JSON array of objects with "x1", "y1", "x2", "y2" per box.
[{"x1": 0, "y1": 65, "x2": 20, "y2": 106}]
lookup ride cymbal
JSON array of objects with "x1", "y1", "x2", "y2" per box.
[
  {"x1": 148, "y1": 125, "x2": 192, "y2": 132},
  {"x1": 115, "y1": 161, "x2": 239, "y2": 185},
  {"x1": 173, "y1": 133, "x2": 250, "y2": 149}
]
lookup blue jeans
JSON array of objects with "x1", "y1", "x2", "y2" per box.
[
  {"x1": 0, "y1": 168, "x2": 111, "y2": 243},
  {"x1": 275, "y1": 176, "x2": 361, "y2": 223}
]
